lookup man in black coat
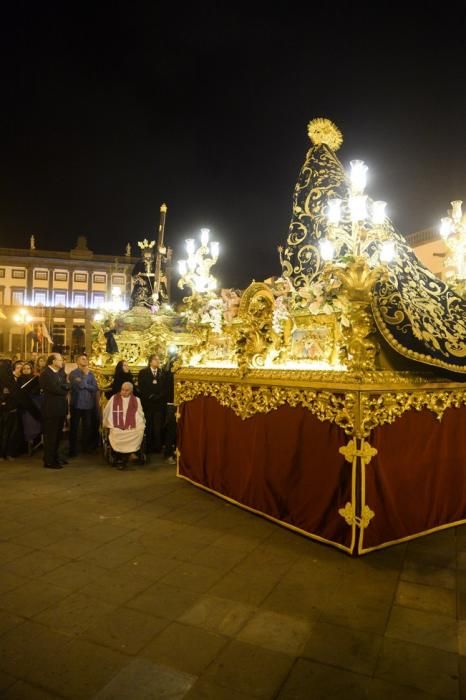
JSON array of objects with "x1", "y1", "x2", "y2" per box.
[
  {"x1": 39, "y1": 353, "x2": 70, "y2": 468},
  {"x1": 137, "y1": 354, "x2": 166, "y2": 452}
]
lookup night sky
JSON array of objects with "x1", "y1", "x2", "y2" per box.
[{"x1": 1, "y1": 2, "x2": 465, "y2": 288}]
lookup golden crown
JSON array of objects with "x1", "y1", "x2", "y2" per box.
[{"x1": 138, "y1": 238, "x2": 156, "y2": 250}]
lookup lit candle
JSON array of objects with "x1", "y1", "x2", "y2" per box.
[
  {"x1": 451, "y1": 201, "x2": 463, "y2": 223},
  {"x1": 440, "y1": 217, "x2": 452, "y2": 239},
  {"x1": 349, "y1": 195, "x2": 367, "y2": 222},
  {"x1": 319, "y1": 239, "x2": 335, "y2": 262},
  {"x1": 380, "y1": 240, "x2": 395, "y2": 263},
  {"x1": 200, "y1": 228, "x2": 210, "y2": 246},
  {"x1": 372, "y1": 201, "x2": 387, "y2": 225},
  {"x1": 350, "y1": 160, "x2": 368, "y2": 194},
  {"x1": 327, "y1": 198, "x2": 342, "y2": 225}
]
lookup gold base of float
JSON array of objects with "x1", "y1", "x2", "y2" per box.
[{"x1": 176, "y1": 365, "x2": 466, "y2": 555}]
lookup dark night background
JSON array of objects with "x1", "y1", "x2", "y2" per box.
[{"x1": 0, "y1": 2, "x2": 465, "y2": 288}]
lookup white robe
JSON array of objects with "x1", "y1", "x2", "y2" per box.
[{"x1": 103, "y1": 395, "x2": 145, "y2": 453}]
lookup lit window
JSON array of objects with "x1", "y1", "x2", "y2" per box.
[
  {"x1": 12, "y1": 269, "x2": 26, "y2": 279},
  {"x1": 34, "y1": 270, "x2": 49, "y2": 281},
  {"x1": 93, "y1": 293, "x2": 105, "y2": 308},
  {"x1": 74, "y1": 272, "x2": 88, "y2": 283},
  {"x1": 112, "y1": 274, "x2": 125, "y2": 285},
  {"x1": 0, "y1": 269, "x2": 5, "y2": 278},
  {"x1": 34, "y1": 291, "x2": 47, "y2": 306},
  {"x1": 93, "y1": 273, "x2": 106, "y2": 284},
  {"x1": 11, "y1": 290, "x2": 24, "y2": 305},
  {"x1": 74, "y1": 293, "x2": 86, "y2": 308},
  {"x1": 54, "y1": 292, "x2": 67, "y2": 307}
]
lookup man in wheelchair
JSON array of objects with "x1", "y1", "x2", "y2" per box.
[{"x1": 102, "y1": 381, "x2": 145, "y2": 468}]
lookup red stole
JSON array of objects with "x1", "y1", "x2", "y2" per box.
[{"x1": 112, "y1": 393, "x2": 138, "y2": 429}]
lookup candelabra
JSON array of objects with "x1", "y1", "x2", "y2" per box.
[
  {"x1": 177, "y1": 228, "x2": 219, "y2": 294},
  {"x1": 93, "y1": 287, "x2": 126, "y2": 323},
  {"x1": 439, "y1": 200, "x2": 466, "y2": 297},
  {"x1": 106, "y1": 286, "x2": 126, "y2": 313},
  {"x1": 318, "y1": 160, "x2": 397, "y2": 371}
]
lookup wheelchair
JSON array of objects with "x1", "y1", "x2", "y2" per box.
[{"x1": 101, "y1": 426, "x2": 148, "y2": 468}]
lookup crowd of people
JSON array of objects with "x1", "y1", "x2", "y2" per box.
[{"x1": 0, "y1": 352, "x2": 177, "y2": 469}]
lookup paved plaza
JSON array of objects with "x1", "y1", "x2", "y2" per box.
[{"x1": 0, "y1": 453, "x2": 465, "y2": 699}]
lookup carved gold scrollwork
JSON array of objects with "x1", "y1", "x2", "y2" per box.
[
  {"x1": 230, "y1": 283, "x2": 278, "y2": 375},
  {"x1": 176, "y1": 380, "x2": 357, "y2": 432},
  {"x1": 359, "y1": 389, "x2": 466, "y2": 436}
]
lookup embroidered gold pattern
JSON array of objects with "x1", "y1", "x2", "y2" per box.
[{"x1": 176, "y1": 379, "x2": 356, "y2": 432}]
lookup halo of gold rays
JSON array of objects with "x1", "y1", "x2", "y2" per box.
[{"x1": 307, "y1": 118, "x2": 343, "y2": 151}]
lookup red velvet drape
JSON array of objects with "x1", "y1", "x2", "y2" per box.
[
  {"x1": 363, "y1": 406, "x2": 466, "y2": 550},
  {"x1": 178, "y1": 397, "x2": 352, "y2": 548}
]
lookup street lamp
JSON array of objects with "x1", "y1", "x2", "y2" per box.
[{"x1": 13, "y1": 308, "x2": 32, "y2": 358}]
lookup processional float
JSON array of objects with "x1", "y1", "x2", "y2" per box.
[
  {"x1": 92, "y1": 119, "x2": 466, "y2": 555},
  {"x1": 174, "y1": 119, "x2": 466, "y2": 555}
]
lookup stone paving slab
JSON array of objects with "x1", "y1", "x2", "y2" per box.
[{"x1": 0, "y1": 453, "x2": 465, "y2": 698}]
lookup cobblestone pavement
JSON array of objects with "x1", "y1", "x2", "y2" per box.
[{"x1": 0, "y1": 452, "x2": 464, "y2": 699}]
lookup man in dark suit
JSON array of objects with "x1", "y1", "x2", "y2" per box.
[
  {"x1": 137, "y1": 354, "x2": 166, "y2": 452},
  {"x1": 39, "y1": 353, "x2": 70, "y2": 469}
]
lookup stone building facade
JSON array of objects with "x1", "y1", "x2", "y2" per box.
[
  {"x1": 0, "y1": 236, "x2": 139, "y2": 358},
  {"x1": 406, "y1": 228, "x2": 446, "y2": 278}
]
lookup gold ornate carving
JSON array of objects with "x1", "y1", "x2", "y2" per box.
[
  {"x1": 307, "y1": 118, "x2": 343, "y2": 151},
  {"x1": 237, "y1": 283, "x2": 274, "y2": 317},
  {"x1": 177, "y1": 373, "x2": 466, "y2": 441},
  {"x1": 359, "y1": 389, "x2": 466, "y2": 436},
  {"x1": 322, "y1": 257, "x2": 389, "y2": 371},
  {"x1": 90, "y1": 308, "x2": 194, "y2": 384},
  {"x1": 230, "y1": 282, "x2": 278, "y2": 374},
  {"x1": 175, "y1": 366, "x2": 440, "y2": 387},
  {"x1": 176, "y1": 380, "x2": 357, "y2": 432}
]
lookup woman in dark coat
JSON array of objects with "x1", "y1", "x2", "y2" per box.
[
  {"x1": 35, "y1": 356, "x2": 47, "y2": 375},
  {"x1": 19, "y1": 362, "x2": 42, "y2": 453},
  {"x1": 106, "y1": 360, "x2": 136, "y2": 398}
]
